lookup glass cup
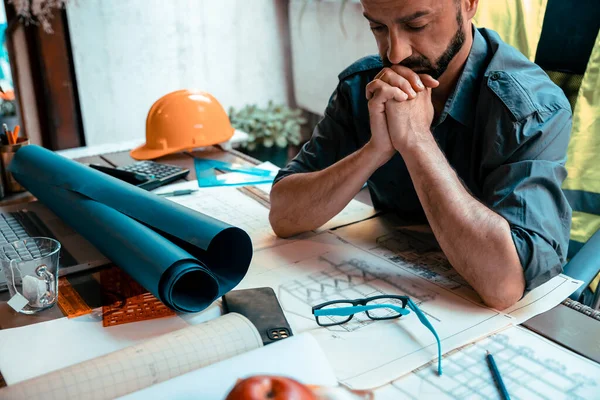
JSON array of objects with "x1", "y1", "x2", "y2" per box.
[{"x1": 0, "y1": 237, "x2": 61, "y2": 314}]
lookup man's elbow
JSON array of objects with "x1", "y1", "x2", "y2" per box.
[
  {"x1": 480, "y1": 275, "x2": 525, "y2": 310},
  {"x1": 269, "y1": 209, "x2": 296, "y2": 238},
  {"x1": 483, "y1": 293, "x2": 521, "y2": 311},
  {"x1": 269, "y1": 188, "x2": 295, "y2": 238}
]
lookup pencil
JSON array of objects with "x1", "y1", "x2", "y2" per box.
[
  {"x1": 156, "y1": 189, "x2": 198, "y2": 197},
  {"x1": 486, "y1": 351, "x2": 510, "y2": 400}
]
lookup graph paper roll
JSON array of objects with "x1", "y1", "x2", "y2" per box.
[
  {"x1": 9, "y1": 145, "x2": 253, "y2": 313},
  {"x1": 0, "y1": 313, "x2": 263, "y2": 400}
]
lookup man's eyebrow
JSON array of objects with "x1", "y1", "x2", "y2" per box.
[
  {"x1": 363, "y1": 10, "x2": 431, "y2": 25},
  {"x1": 363, "y1": 12, "x2": 383, "y2": 24}
]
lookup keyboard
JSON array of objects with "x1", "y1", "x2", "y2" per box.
[
  {"x1": 0, "y1": 212, "x2": 36, "y2": 246},
  {"x1": 118, "y1": 161, "x2": 189, "y2": 191},
  {"x1": 562, "y1": 298, "x2": 600, "y2": 321},
  {"x1": 0, "y1": 210, "x2": 77, "y2": 291}
]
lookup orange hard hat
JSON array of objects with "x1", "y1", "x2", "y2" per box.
[{"x1": 130, "y1": 90, "x2": 234, "y2": 160}]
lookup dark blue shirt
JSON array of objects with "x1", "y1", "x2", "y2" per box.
[{"x1": 275, "y1": 27, "x2": 573, "y2": 292}]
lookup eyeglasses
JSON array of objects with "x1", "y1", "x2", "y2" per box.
[{"x1": 312, "y1": 295, "x2": 442, "y2": 375}]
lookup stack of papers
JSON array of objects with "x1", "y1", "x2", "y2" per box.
[
  {"x1": 0, "y1": 311, "x2": 337, "y2": 400},
  {"x1": 377, "y1": 325, "x2": 600, "y2": 399}
]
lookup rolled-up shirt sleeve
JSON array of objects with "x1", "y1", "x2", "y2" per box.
[
  {"x1": 482, "y1": 107, "x2": 573, "y2": 291},
  {"x1": 273, "y1": 80, "x2": 359, "y2": 186}
]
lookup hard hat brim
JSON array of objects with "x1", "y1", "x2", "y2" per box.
[
  {"x1": 129, "y1": 133, "x2": 235, "y2": 160},
  {"x1": 131, "y1": 127, "x2": 235, "y2": 160},
  {"x1": 129, "y1": 142, "x2": 197, "y2": 160},
  {"x1": 129, "y1": 144, "x2": 175, "y2": 160}
]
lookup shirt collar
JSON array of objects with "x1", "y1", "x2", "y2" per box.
[{"x1": 436, "y1": 25, "x2": 488, "y2": 129}]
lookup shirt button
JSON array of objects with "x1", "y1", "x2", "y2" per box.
[{"x1": 491, "y1": 72, "x2": 501, "y2": 81}]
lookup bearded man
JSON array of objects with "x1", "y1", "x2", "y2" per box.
[{"x1": 269, "y1": 0, "x2": 572, "y2": 310}]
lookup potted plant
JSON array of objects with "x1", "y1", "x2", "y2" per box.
[
  {"x1": 229, "y1": 101, "x2": 307, "y2": 167},
  {"x1": 8, "y1": 0, "x2": 68, "y2": 33}
]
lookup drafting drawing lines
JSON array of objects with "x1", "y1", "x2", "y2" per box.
[
  {"x1": 374, "y1": 229, "x2": 474, "y2": 294},
  {"x1": 392, "y1": 332, "x2": 598, "y2": 400},
  {"x1": 279, "y1": 255, "x2": 438, "y2": 332},
  {"x1": 187, "y1": 198, "x2": 269, "y2": 236}
]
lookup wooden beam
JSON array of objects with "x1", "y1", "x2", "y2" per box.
[{"x1": 34, "y1": 9, "x2": 84, "y2": 149}]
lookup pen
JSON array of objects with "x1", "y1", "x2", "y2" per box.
[
  {"x1": 2, "y1": 123, "x2": 9, "y2": 145},
  {"x1": 486, "y1": 351, "x2": 510, "y2": 400},
  {"x1": 12, "y1": 125, "x2": 20, "y2": 142},
  {"x1": 7, "y1": 125, "x2": 19, "y2": 145},
  {"x1": 156, "y1": 189, "x2": 198, "y2": 197}
]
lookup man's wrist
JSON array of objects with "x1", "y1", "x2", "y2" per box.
[
  {"x1": 400, "y1": 133, "x2": 450, "y2": 179},
  {"x1": 395, "y1": 131, "x2": 437, "y2": 158},
  {"x1": 362, "y1": 141, "x2": 396, "y2": 168}
]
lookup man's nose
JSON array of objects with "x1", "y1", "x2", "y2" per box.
[{"x1": 387, "y1": 32, "x2": 412, "y2": 64}]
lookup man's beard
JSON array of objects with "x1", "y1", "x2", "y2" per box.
[{"x1": 383, "y1": 11, "x2": 466, "y2": 79}]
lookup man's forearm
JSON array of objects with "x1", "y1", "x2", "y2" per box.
[
  {"x1": 401, "y1": 135, "x2": 525, "y2": 309},
  {"x1": 269, "y1": 145, "x2": 385, "y2": 238}
]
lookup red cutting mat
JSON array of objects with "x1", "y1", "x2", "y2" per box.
[{"x1": 100, "y1": 266, "x2": 176, "y2": 327}]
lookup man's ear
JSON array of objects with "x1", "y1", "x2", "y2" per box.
[{"x1": 463, "y1": 0, "x2": 479, "y2": 20}]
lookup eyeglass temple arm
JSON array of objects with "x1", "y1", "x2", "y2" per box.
[
  {"x1": 313, "y1": 303, "x2": 411, "y2": 317},
  {"x1": 407, "y1": 299, "x2": 442, "y2": 376}
]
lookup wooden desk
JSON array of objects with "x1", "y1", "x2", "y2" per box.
[{"x1": 0, "y1": 145, "x2": 598, "y2": 389}]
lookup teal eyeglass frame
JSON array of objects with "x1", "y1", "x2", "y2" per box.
[{"x1": 312, "y1": 295, "x2": 442, "y2": 375}]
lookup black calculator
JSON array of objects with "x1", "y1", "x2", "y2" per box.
[{"x1": 118, "y1": 161, "x2": 190, "y2": 191}]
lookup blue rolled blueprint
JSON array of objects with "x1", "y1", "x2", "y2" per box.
[{"x1": 9, "y1": 145, "x2": 253, "y2": 313}]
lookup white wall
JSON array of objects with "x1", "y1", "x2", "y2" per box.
[
  {"x1": 66, "y1": 0, "x2": 291, "y2": 146},
  {"x1": 0, "y1": 1, "x2": 6, "y2": 24},
  {"x1": 289, "y1": 0, "x2": 376, "y2": 115}
]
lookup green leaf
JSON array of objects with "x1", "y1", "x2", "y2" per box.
[
  {"x1": 276, "y1": 137, "x2": 288, "y2": 148},
  {"x1": 228, "y1": 101, "x2": 308, "y2": 149}
]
